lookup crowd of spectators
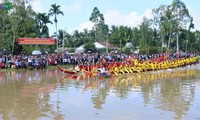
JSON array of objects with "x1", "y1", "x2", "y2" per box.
[{"x1": 0, "y1": 51, "x2": 198, "y2": 70}]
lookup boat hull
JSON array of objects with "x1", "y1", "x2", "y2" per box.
[{"x1": 57, "y1": 66, "x2": 77, "y2": 74}]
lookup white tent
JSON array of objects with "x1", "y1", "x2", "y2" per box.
[
  {"x1": 94, "y1": 42, "x2": 105, "y2": 49},
  {"x1": 75, "y1": 45, "x2": 84, "y2": 54},
  {"x1": 75, "y1": 42, "x2": 106, "y2": 54}
]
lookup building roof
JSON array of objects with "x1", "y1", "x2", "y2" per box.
[{"x1": 97, "y1": 41, "x2": 116, "y2": 48}]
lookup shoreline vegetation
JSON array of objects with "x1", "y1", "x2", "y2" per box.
[{"x1": 1, "y1": 1, "x2": 200, "y2": 57}]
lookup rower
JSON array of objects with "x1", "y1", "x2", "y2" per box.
[
  {"x1": 98, "y1": 65, "x2": 109, "y2": 77},
  {"x1": 98, "y1": 66, "x2": 106, "y2": 73}
]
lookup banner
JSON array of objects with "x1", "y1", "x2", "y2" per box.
[
  {"x1": 18, "y1": 38, "x2": 55, "y2": 45},
  {"x1": 0, "y1": 2, "x2": 12, "y2": 10}
]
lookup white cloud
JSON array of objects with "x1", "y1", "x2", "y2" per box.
[
  {"x1": 31, "y1": 0, "x2": 82, "y2": 14},
  {"x1": 188, "y1": 7, "x2": 200, "y2": 31},
  {"x1": 104, "y1": 9, "x2": 153, "y2": 27},
  {"x1": 74, "y1": 7, "x2": 200, "y2": 33},
  {"x1": 71, "y1": 21, "x2": 94, "y2": 33},
  {"x1": 61, "y1": 1, "x2": 82, "y2": 13},
  {"x1": 74, "y1": 9, "x2": 153, "y2": 32},
  {"x1": 31, "y1": 0, "x2": 44, "y2": 13}
]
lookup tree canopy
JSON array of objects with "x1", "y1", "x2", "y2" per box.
[{"x1": 0, "y1": 0, "x2": 200, "y2": 54}]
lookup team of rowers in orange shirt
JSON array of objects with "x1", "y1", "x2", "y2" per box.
[{"x1": 74, "y1": 53, "x2": 199, "y2": 76}]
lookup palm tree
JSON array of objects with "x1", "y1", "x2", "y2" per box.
[
  {"x1": 49, "y1": 3, "x2": 64, "y2": 50},
  {"x1": 36, "y1": 13, "x2": 53, "y2": 38}
]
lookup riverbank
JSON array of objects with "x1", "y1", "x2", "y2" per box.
[{"x1": 0, "y1": 64, "x2": 74, "y2": 72}]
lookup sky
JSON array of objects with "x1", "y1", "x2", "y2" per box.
[{"x1": 10, "y1": 0, "x2": 200, "y2": 35}]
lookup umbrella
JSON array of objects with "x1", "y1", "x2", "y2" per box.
[
  {"x1": 8, "y1": 60, "x2": 13, "y2": 63},
  {"x1": 32, "y1": 50, "x2": 42, "y2": 55}
]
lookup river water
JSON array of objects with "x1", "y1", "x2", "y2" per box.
[{"x1": 0, "y1": 65, "x2": 200, "y2": 120}]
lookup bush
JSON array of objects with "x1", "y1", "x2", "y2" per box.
[
  {"x1": 69, "y1": 48, "x2": 75, "y2": 53},
  {"x1": 124, "y1": 48, "x2": 132, "y2": 54},
  {"x1": 83, "y1": 42, "x2": 97, "y2": 53}
]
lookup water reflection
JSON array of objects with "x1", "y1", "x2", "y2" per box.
[
  {"x1": 139, "y1": 70, "x2": 197, "y2": 120},
  {"x1": 62, "y1": 68, "x2": 200, "y2": 120},
  {"x1": 0, "y1": 67, "x2": 199, "y2": 120},
  {"x1": 0, "y1": 69, "x2": 63, "y2": 120}
]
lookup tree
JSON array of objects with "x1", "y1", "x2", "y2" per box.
[
  {"x1": 193, "y1": 31, "x2": 200, "y2": 51},
  {"x1": 36, "y1": 13, "x2": 52, "y2": 38},
  {"x1": 185, "y1": 16, "x2": 194, "y2": 52},
  {"x1": 89, "y1": 7, "x2": 104, "y2": 24},
  {"x1": 171, "y1": 0, "x2": 191, "y2": 53},
  {"x1": 139, "y1": 17, "x2": 153, "y2": 54},
  {"x1": 63, "y1": 31, "x2": 72, "y2": 48},
  {"x1": 9, "y1": 0, "x2": 37, "y2": 54},
  {"x1": 131, "y1": 27, "x2": 141, "y2": 49},
  {"x1": 0, "y1": 7, "x2": 11, "y2": 50},
  {"x1": 57, "y1": 29, "x2": 64, "y2": 49},
  {"x1": 152, "y1": 0, "x2": 192, "y2": 53},
  {"x1": 83, "y1": 42, "x2": 97, "y2": 53},
  {"x1": 109, "y1": 25, "x2": 131, "y2": 48},
  {"x1": 89, "y1": 7, "x2": 109, "y2": 41},
  {"x1": 152, "y1": 5, "x2": 172, "y2": 52},
  {"x1": 49, "y1": 3, "x2": 64, "y2": 50}
]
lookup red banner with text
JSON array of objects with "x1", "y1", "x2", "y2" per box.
[{"x1": 18, "y1": 38, "x2": 55, "y2": 45}]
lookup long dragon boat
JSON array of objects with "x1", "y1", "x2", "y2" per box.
[{"x1": 57, "y1": 55, "x2": 200, "y2": 78}]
